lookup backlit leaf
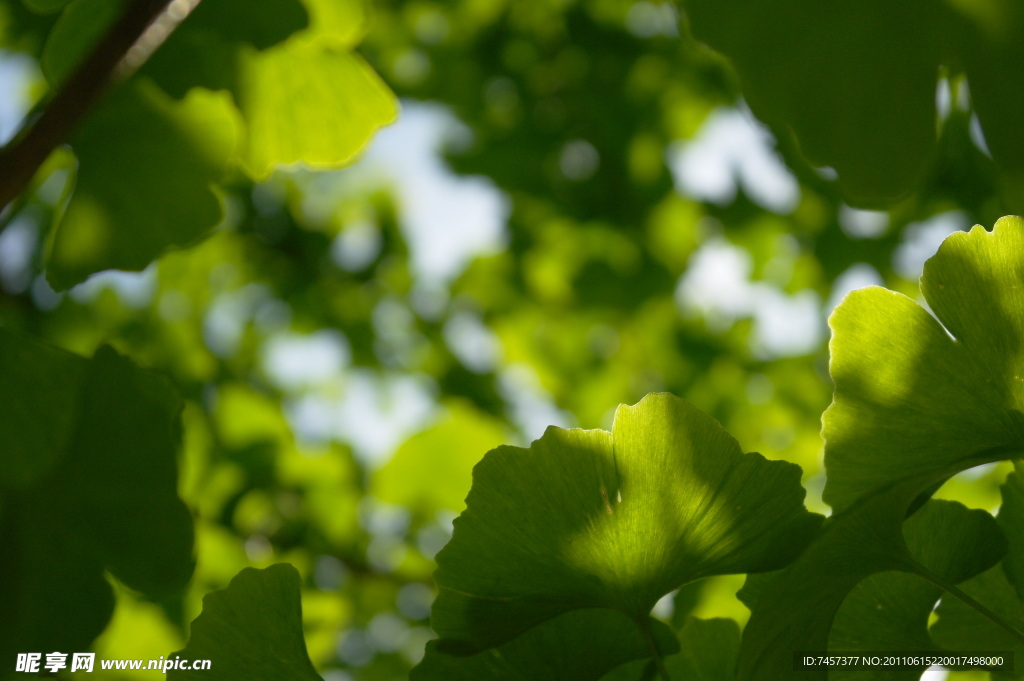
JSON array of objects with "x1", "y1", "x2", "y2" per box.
[
  {"x1": 432, "y1": 392, "x2": 822, "y2": 652},
  {"x1": 45, "y1": 80, "x2": 238, "y2": 290},
  {"x1": 823, "y1": 216, "x2": 1024, "y2": 512},
  {"x1": 235, "y1": 40, "x2": 397, "y2": 180}
]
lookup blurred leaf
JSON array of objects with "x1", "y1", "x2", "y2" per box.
[
  {"x1": 46, "y1": 80, "x2": 238, "y2": 290},
  {"x1": 823, "y1": 216, "x2": 1024, "y2": 512},
  {"x1": 432, "y1": 392, "x2": 822, "y2": 652},
  {"x1": 39, "y1": 0, "x2": 120, "y2": 85},
  {"x1": 235, "y1": 40, "x2": 397, "y2": 180},
  {"x1": 373, "y1": 400, "x2": 508, "y2": 516},
  {"x1": 141, "y1": 0, "x2": 308, "y2": 98},
  {"x1": 687, "y1": 0, "x2": 947, "y2": 205},
  {"x1": 954, "y1": 5, "x2": 1024, "y2": 199},
  {"x1": 21, "y1": 0, "x2": 72, "y2": 13},
  {"x1": 412, "y1": 608, "x2": 679, "y2": 681},
  {"x1": 183, "y1": 0, "x2": 307, "y2": 50},
  {"x1": 298, "y1": 0, "x2": 365, "y2": 47},
  {"x1": 827, "y1": 500, "x2": 1005, "y2": 681},
  {"x1": 168, "y1": 564, "x2": 321, "y2": 681},
  {"x1": 0, "y1": 327, "x2": 86, "y2": 487},
  {"x1": 0, "y1": 333, "x2": 192, "y2": 676}
]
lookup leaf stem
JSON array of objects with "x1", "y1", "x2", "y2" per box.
[
  {"x1": 637, "y1": 616, "x2": 673, "y2": 681},
  {"x1": 0, "y1": 0, "x2": 175, "y2": 211},
  {"x1": 918, "y1": 569, "x2": 1024, "y2": 646}
]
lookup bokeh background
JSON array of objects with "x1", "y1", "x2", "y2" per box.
[{"x1": 0, "y1": 0, "x2": 1010, "y2": 679}]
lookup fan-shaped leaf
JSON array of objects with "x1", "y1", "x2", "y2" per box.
[
  {"x1": 432, "y1": 392, "x2": 822, "y2": 652},
  {"x1": 0, "y1": 332, "x2": 192, "y2": 675},
  {"x1": 168, "y1": 564, "x2": 321, "y2": 681},
  {"x1": 824, "y1": 216, "x2": 1024, "y2": 512},
  {"x1": 412, "y1": 609, "x2": 679, "y2": 681},
  {"x1": 45, "y1": 80, "x2": 238, "y2": 290}
]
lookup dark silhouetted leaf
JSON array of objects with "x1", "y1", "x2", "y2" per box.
[
  {"x1": 168, "y1": 564, "x2": 321, "y2": 681},
  {"x1": 45, "y1": 80, "x2": 238, "y2": 290},
  {"x1": 0, "y1": 332, "x2": 192, "y2": 676},
  {"x1": 412, "y1": 608, "x2": 679, "y2": 681}
]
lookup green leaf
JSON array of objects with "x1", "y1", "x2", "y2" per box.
[
  {"x1": 46, "y1": 79, "x2": 238, "y2": 290},
  {"x1": 735, "y1": 216, "x2": 1024, "y2": 680},
  {"x1": 823, "y1": 216, "x2": 1024, "y2": 512},
  {"x1": 0, "y1": 333, "x2": 193, "y2": 675},
  {"x1": 432, "y1": 392, "x2": 822, "y2": 652},
  {"x1": 234, "y1": 40, "x2": 397, "y2": 180},
  {"x1": 953, "y1": 5, "x2": 1024, "y2": 198},
  {"x1": 602, "y1": 617, "x2": 741, "y2": 681},
  {"x1": 40, "y1": 0, "x2": 121, "y2": 85},
  {"x1": 0, "y1": 328, "x2": 86, "y2": 487},
  {"x1": 140, "y1": 0, "x2": 309, "y2": 98},
  {"x1": 826, "y1": 500, "x2": 1005, "y2": 681},
  {"x1": 21, "y1": 0, "x2": 72, "y2": 15},
  {"x1": 930, "y1": 466, "x2": 1024, "y2": 673},
  {"x1": 182, "y1": 0, "x2": 307, "y2": 50},
  {"x1": 671, "y1": 579, "x2": 706, "y2": 630},
  {"x1": 412, "y1": 609, "x2": 679, "y2": 681},
  {"x1": 298, "y1": 0, "x2": 365, "y2": 47},
  {"x1": 686, "y1": 0, "x2": 949, "y2": 205},
  {"x1": 141, "y1": 0, "x2": 393, "y2": 181},
  {"x1": 372, "y1": 401, "x2": 509, "y2": 516},
  {"x1": 168, "y1": 564, "x2": 321, "y2": 681},
  {"x1": 930, "y1": 564, "x2": 1024, "y2": 672},
  {"x1": 1001, "y1": 462, "x2": 1024, "y2": 600},
  {"x1": 736, "y1": 473, "x2": 1003, "y2": 681}
]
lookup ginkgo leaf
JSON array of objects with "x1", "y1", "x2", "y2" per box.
[
  {"x1": 140, "y1": 0, "x2": 309, "y2": 98},
  {"x1": 168, "y1": 564, "x2": 321, "y2": 681},
  {"x1": 930, "y1": 467, "x2": 1024, "y2": 673},
  {"x1": 826, "y1": 500, "x2": 1005, "y2": 681},
  {"x1": 372, "y1": 401, "x2": 509, "y2": 516},
  {"x1": 21, "y1": 0, "x2": 72, "y2": 13},
  {"x1": 0, "y1": 328, "x2": 86, "y2": 487},
  {"x1": 432, "y1": 392, "x2": 822, "y2": 653},
  {"x1": 235, "y1": 40, "x2": 397, "y2": 180},
  {"x1": 736, "y1": 467, "x2": 1004, "y2": 681},
  {"x1": 603, "y1": 617, "x2": 741, "y2": 681},
  {"x1": 930, "y1": 564, "x2": 1024, "y2": 672},
  {"x1": 1000, "y1": 462, "x2": 1024, "y2": 599},
  {"x1": 0, "y1": 332, "x2": 193, "y2": 672},
  {"x1": 39, "y1": 0, "x2": 121, "y2": 86},
  {"x1": 143, "y1": 7, "x2": 396, "y2": 182},
  {"x1": 686, "y1": 0, "x2": 947, "y2": 205},
  {"x1": 412, "y1": 608, "x2": 679, "y2": 681},
  {"x1": 824, "y1": 216, "x2": 1024, "y2": 512},
  {"x1": 45, "y1": 80, "x2": 238, "y2": 290}
]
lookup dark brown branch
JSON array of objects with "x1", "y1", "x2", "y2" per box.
[{"x1": 0, "y1": 0, "x2": 174, "y2": 211}]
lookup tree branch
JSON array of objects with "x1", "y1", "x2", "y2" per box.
[{"x1": 0, "y1": 0, "x2": 174, "y2": 211}]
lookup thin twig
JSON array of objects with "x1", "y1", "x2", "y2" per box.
[{"x1": 0, "y1": 0, "x2": 174, "y2": 211}]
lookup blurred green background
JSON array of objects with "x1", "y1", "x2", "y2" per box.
[{"x1": 0, "y1": 0, "x2": 1014, "y2": 679}]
